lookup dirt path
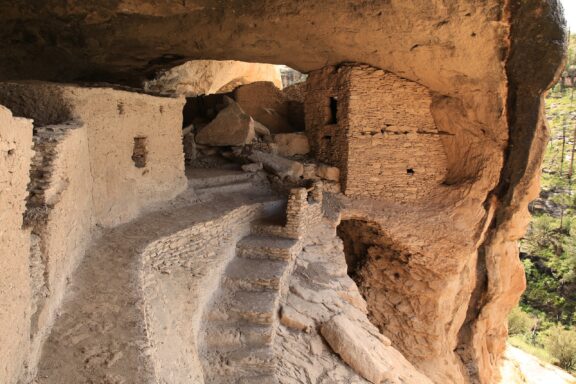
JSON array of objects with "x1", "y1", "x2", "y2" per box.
[{"x1": 500, "y1": 345, "x2": 576, "y2": 384}]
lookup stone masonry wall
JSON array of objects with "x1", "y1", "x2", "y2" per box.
[
  {"x1": 141, "y1": 201, "x2": 282, "y2": 383},
  {"x1": 346, "y1": 66, "x2": 448, "y2": 201},
  {"x1": 283, "y1": 183, "x2": 324, "y2": 239},
  {"x1": 253, "y1": 183, "x2": 324, "y2": 240},
  {"x1": 305, "y1": 65, "x2": 448, "y2": 203},
  {"x1": 0, "y1": 106, "x2": 33, "y2": 384},
  {"x1": 305, "y1": 66, "x2": 351, "y2": 183}
]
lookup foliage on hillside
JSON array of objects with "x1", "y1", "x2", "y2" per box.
[{"x1": 510, "y1": 42, "x2": 576, "y2": 372}]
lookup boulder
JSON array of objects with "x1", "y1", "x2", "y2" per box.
[
  {"x1": 195, "y1": 101, "x2": 255, "y2": 146},
  {"x1": 248, "y1": 150, "x2": 303, "y2": 181},
  {"x1": 241, "y1": 162, "x2": 263, "y2": 173},
  {"x1": 280, "y1": 305, "x2": 313, "y2": 332},
  {"x1": 254, "y1": 120, "x2": 271, "y2": 137},
  {"x1": 144, "y1": 60, "x2": 282, "y2": 96},
  {"x1": 235, "y1": 81, "x2": 294, "y2": 134},
  {"x1": 273, "y1": 133, "x2": 310, "y2": 157},
  {"x1": 303, "y1": 163, "x2": 319, "y2": 180},
  {"x1": 316, "y1": 164, "x2": 340, "y2": 182},
  {"x1": 320, "y1": 315, "x2": 397, "y2": 384},
  {"x1": 321, "y1": 314, "x2": 432, "y2": 384}
]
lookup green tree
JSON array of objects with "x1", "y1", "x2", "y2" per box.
[{"x1": 508, "y1": 306, "x2": 537, "y2": 336}]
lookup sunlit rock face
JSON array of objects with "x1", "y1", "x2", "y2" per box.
[
  {"x1": 144, "y1": 60, "x2": 283, "y2": 97},
  {"x1": 0, "y1": 1, "x2": 566, "y2": 383}
]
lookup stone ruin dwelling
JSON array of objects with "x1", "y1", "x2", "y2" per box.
[
  {"x1": 305, "y1": 66, "x2": 449, "y2": 201},
  {"x1": 0, "y1": 1, "x2": 567, "y2": 384}
]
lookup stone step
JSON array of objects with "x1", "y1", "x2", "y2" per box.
[
  {"x1": 203, "y1": 323, "x2": 274, "y2": 351},
  {"x1": 238, "y1": 374, "x2": 278, "y2": 384},
  {"x1": 223, "y1": 257, "x2": 289, "y2": 291},
  {"x1": 230, "y1": 290, "x2": 279, "y2": 325},
  {"x1": 225, "y1": 347, "x2": 276, "y2": 370},
  {"x1": 251, "y1": 222, "x2": 299, "y2": 240},
  {"x1": 207, "y1": 371, "x2": 277, "y2": 384},
  {"x1": 207, "y1": 290, "x2": 279, "y2": 325},
  {"x1": 195, "y1": 180, "x2": 254, "y2": 195},
  {"x1": 188, "y1": 169, "x2": 253, "y2": 189},
  {"x1": 236, "y1": 235, "x2": 300, "y2": 262}
]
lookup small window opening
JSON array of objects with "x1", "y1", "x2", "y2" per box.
[
  {"x1": 132, "y1": 137, "x2": 148, "y2": 168},
  {"x1": 328, "y1": 96, "x2": 338, "y2": 124},
  {"x1": 406, "y1": 168, "x2": 415, "y2": 176},
  {"x1": 307, "y1": 190, "x2": 315, "y2": 204}
]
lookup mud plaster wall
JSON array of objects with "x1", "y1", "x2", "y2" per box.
[
  {"x1": 0, "y1": 83, "x2": 189, "y2": 382},
  {"x1": 26, "y1": 123, "x2": 94, "y2": 375},
  {"x1": 0, "y1": 82, "x2": 188, "y2": 227},
  {"x1": 0, "y1": 106, "x2": 33, "y2": 384},
  {"x1": 306, "y1": 66, "x2": 448, "y2": 202},
  {"x1": 141, "y1": 201, "x2": 283, "y2": 383}
]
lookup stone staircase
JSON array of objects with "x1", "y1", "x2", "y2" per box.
[{"x1": 200, "y1": 220, "x2": 302, "y2": 384}]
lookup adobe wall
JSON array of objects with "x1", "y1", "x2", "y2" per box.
[
  {"x1": 305, "y1": 65, "x2": 448, "y2": 203},
  {"x1": 0, "y1": 106, "x2": 33, "y2": 384},
  {"x1": 0, "y1": 82, "x2": 188, "y2": 227},
  {"x1": 25, "y1": 123, "x2": 94, "y2": 374},
  {"x1": 0, "y1": 83, "x2": 189, "y2": 382}
]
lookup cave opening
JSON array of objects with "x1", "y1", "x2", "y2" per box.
[
  {"x1": 337, "y1": 219, "x2": 373, "y2": 280},
  {"x1": 336, "y1": 217, "x2": 423, "y2": 362}
]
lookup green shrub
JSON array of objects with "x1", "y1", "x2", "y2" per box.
[
  {"x1": 508, "y1": 306, "x2": 537, "y2": 336},
  {"x1": 543, "y1": 324, "x2": 576, "y2": 371}
]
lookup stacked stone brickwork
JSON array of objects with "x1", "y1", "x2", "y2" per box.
[
  {"x1": 306, "y1": 65, "x2": 449, "y2": 203},
  {"x1": 142, "y1": 203, "x2": 280, "y2": 274},
  {"x1": 305, "y1": 67, "x2": 351, "y2": 176},
  {"x1": 252, "y1": 182, "x2": 324, "y2": 240},
  {"x1": 24, "y1": 124, "x2": 77, "y2": 227},
  {"x1": 199, "y1": 186, "x2": 324, "y2": 383},
  {"x1": 141, "y1": 201, "x2": 284, "y2": 383}
]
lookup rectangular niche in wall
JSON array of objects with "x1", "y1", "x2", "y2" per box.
[
  {"x1": 328, "y1": 96, "x2": 338, "y2": 124},
  {"x1": 132, "y1": 136, "x2": 148, "y2": 168}
]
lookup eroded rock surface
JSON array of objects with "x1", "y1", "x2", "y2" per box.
[{"x1": 144, "y1": 60, "x2": 282, "y2": 96}]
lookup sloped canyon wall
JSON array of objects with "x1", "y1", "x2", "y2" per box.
[{"x1": 0, "y1": 1, "x2": 567, "y2": 383}]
